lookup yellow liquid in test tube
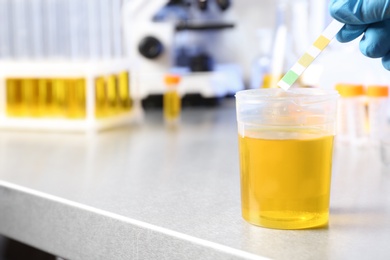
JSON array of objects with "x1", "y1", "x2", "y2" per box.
[
  {"x1": 67, "y1": 79, "x2": 86, "y2": 119},
  {"x1": 21, "y1": 79, "x2": 39, "y2": 117},
  {"x1": 95, "y1": 77, "x2": 107, "y2": 118},
  {"x1": 52, "y1": 79, "x2": 68, "y2": 117},
  {"x1": 238, "y1": 133, "x2": 334, "y2": 229},
  {"x1": 6, "y1": 79, "x2": 22, "y2": 116},
  {"x1": 164, "y1": 90, "x2": 181, "y2": 121},
  {"x1": 118, "y1": 71, "x2": 132, "y2": 112},
  {"x1": 163, "y1": 74, "x2": 181, "y2": 123},
  {"x1": 38, "y1": 78, "x2": 53, "y2": 117},
  {"x1": 106, "y1": 75, "x2": 118, "y2": 116}
]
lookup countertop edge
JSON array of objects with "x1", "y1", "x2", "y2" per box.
[{"x1": 0, "y1": 180, "x2": 268, "y2": 260}]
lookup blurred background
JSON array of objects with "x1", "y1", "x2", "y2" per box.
[
  {"x1": 0, "y1": 0, "x2": 389, "y2": 258},
  {"x1": 0, "y1": 0, "x2": 388, "y2": 106}
]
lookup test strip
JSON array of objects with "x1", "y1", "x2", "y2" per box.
[{"x1": 277, "y1": 20, "x2": 344, "y2": 91}]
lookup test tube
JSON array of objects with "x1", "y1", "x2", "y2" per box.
[
  {"x1": 367, "y1": 85, "x2": 389, "y2": 143},
  {"x1": 21, "y1": 79, "x2": 39, "y2": 117},
  {"x1": 6, "y1": 79, "x2": 22, "y2": 117},
  {"x1": 57, "y1": 0, "x2": 70, "y2": 58},
  {"x1": 38, "y1": 78, "x2": 53, "y2": 117},
  {"x1": 0, "y1": 0, "x2": 11, "y2": 59},
  {"x1": 111, "y1": 0, "x2": 123, "y2": 58},
  {"x1": 118, "y1": 71, "x2": 132, "y2": 112},
  {"x1": 69, "y1": 0, "x2": 89, "y2": 60},
  {"x1": 335, "y1": 84, "x2": 366, "y2": 144},
  {"x1": 163, "y1": 74, "x2": 181, "y2": 125},
  {"x1": 45, "y1": 0, "x2": 58, "y2": 58},
  {"x1": 76, "y1": 79, "x2": 86, "y2": 118},
  {"x1": 87, "y1": 0, "x2": 101, "y2": 59},
  {"x1": 67, "y1": 78, "x2": 86, "y2": 118},
  {"x1": 106, "y1": 75, "x2": 118, "y2": 115},
  {"x1": 11, "y1": 0, "x2": 30, "y2": 59},
  {"x1": 30, "y1": 0, "x2": 44, "y2": 59},
  {"x1": 69, "y1": 0, "x2": 80, "y2": 60},
  {"x1": 52, "y1": 79, "x2": 67, "y2": 117},
  {"x1": 95, "y1": 76, "x2": 106, "y2": 118},
  {"x1": 99, "y1": 0, "x2": 113, "y2": 59}
]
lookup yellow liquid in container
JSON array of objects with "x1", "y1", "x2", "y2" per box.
[
  {"x1": 67, "y1": 79, "x2": 86, "y2": 119},
  {"x1": 106, "y1": 75, "x2": 118, "y2": 115},
  {"x1": 163, "y1": 90, "x2": 181, "y2": 122},
  {"x1": 52, "y1": 79, "x2": 67, "y2": 117},
  {"x1": 95, "y1": 77, "x2": 107, "y2": 118},
  {"x1": 6, "y1": 79, "x2": 22, "y2": 116},
  {"x1": 118, "y1": 71, "x2": 132, "y2": 112},
  {"x1": 21, "y1": 79, "x2": 39, "y2": 117},
  {"x1": 238, "y1": 132, "x2": 334, "y2": 229},
  {"x1": 38, "y1": 79, "x2": 54, "y2": 116}
]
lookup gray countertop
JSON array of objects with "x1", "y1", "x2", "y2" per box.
[{"x1": 1, "y1": 99, "x2": 390, "y2": 260}]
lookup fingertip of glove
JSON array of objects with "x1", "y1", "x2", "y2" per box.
[
  {"x1": 328, "y1": 0, "x2": 350, "y2": 22},
  {"x1": 336, "y1": 25, "x2": 365, "y2": 43},
  {"x1": 382, "y1": 55, "x2": 390, "y2": 70},
  {"x1": 336, "y1": 33, "x2": 351, "y2": 43}
]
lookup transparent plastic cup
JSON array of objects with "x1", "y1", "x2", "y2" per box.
[{"x1": 235, "y1": 88, "x2": 339, "y2": 229}]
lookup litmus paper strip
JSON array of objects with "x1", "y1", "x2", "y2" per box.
[{"x1": 278, "y1": 19, "x2": 344, "y2": 91}]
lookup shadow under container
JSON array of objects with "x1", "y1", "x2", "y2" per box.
[{"x1": 235, "y1": 88, "x2": 339, "y2": 229}]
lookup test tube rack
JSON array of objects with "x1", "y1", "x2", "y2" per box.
[{"x1": 0, "y1": 60, "x2": 142, "y2": 132}]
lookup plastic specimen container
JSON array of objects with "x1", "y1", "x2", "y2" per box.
[
  {"x1": 335, "y1": 84, "x2": 366, "y2": 144},
  {"x1": 235, "y1": 88, "x2": 339, "y2": 229}
]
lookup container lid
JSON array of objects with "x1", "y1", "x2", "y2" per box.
[
  {"x1": 335, "y1": 84, "x2": 364, "y2": 97},
  {"x1": 366, "y1": 85, "x2": 389, "y2": 97},
  {"x1": 164, "y1": 74, "x2": 181, "y2": 86}
]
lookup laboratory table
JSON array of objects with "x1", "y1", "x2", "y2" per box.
[{"x1": 0, "y1": 99, "x2": 390, "y2": 260}]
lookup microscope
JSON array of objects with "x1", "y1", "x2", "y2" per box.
[{"x1": 123, "y1": 0, "x2": 243, "y2": 105}]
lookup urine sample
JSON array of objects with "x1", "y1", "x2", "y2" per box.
[
  {"x1": 52, "y1": 79, "x2": 68, "y2": 117},
  {"x1": 38, "y1": 78, "x2": 54, "y2": 117},
  {"x1": 163, "y1": 74, "x2": 181, "y2": 124},
  {"x1": 118, "y1": 71, "x2": 132, "y2": 112},
  {"x1": 239, "y1": 131, "x2": 334, "y2": 229},
  {"x1": 21, "y1": 79, "x2": 39, "y2": 117},
  {"x1": 95, "y1": 76, "x2": 107, "y2": 118},
  {"x1": 335, "y1": 84, "x2": 366, "y2": 144},
  {"x1": 236, "y1": 88, "x2": 338, "y2": 229},
  {"x1": 67, "y1": 78, "x2": 86, "y2": 119},
  {"x1": 6, "y1": 78, "x2": 22, "y2": 117},
  {"x1": 106, "y1": 74, "x2": 119, "y2": 116}
]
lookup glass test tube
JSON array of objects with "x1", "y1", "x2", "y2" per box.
[
  {"x1": 367, "y1": 85, "x2": 389, "y2": 142},
  {"x1": 95, "y1": 76, "x2": 106, "y2": 118},
  {"x1": 336, "y1": 84, "x2": 366, "y2": 144},
  {"x1": 6, "y1": 79, "x2": 22, "y2": 116},
  {"x1": 38, "y1": 78, "x2": 53, "y2": 117},
  {"x1": 52, "y1": 79, "x2": 67, "y2": 117},
  {"x1": 118, "y1": 71, "x2": 132, "y2": 112},
  {"x1": 163, "y1": 74, "x2": 181, "y2": 124},
  {"x1": 0, "y1": 0, "x2": 11, "y2": 59},
  {"x1": 67, "y1": 78, "x2": 86, "y2": 118},
  {"x1": 106, "y1": 75, "x2": 118, "y2": 115},
  {"x1": 21, "y1": 79, "x2": 39, "y2": 117}
]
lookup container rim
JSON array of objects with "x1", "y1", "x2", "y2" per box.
[{"x1": 235, "y1": 88, "x2": 339, "y2": 101}]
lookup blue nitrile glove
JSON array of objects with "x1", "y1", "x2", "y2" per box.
[{"x1": 329, "y1": 0, "x2": 390, "y2": 70}]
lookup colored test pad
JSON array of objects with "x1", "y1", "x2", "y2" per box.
[{"x1": 278, "y1": 20, "x2": 344, "y2": 91}]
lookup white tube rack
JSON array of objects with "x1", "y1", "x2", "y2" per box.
[{"x1": 0, "y1": 59, "x2": 143, "y2": 132}]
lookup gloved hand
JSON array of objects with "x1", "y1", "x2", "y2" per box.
[{"x1": 329, "y1": 0, "x2": 390, "y2": 70}]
